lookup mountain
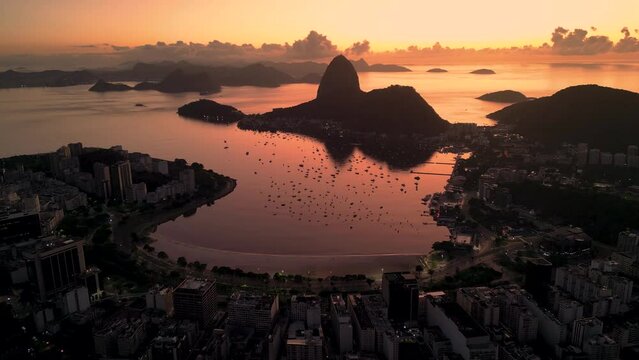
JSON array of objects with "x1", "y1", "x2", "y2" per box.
[
  {"x1": 209, "y1": 63, "x2": 294, "y2": 87},
  {"x1": 88, "y1": 80, "x2": 133, "y2": 92},
  {"x1": 350, "y1": 59, "x2": 411, "y2": 72},
  {"x1": 487, "y1": 85, "x2": 639, "y2": 149},
  {"x1": 265, "y1": 58, "x2": 411, "y2": 79},
  {"x1": 470, "y1": 69, "x2": 496, "y2": 75},
  {"x1": 132, "y1": 81, "x2": 158, "y2": 90},
  {"x1": 0, "y1": 69, "x2": 97, "y2": 88},
  {"x1": 177, "y1": 99, "x2": 244, "y2": 123},
  {"x1": 427, "y1": 68, "x2": 448, "y2": 73},
  {"x1": 154, "y1": 69, "x2": 221, "y2": 93},
  {"x1": 477, "y1": 90, "x2": 528, "y2": 103},
  {"x1": 264, "y1": 55, "x2": 448, "y2": 135},
  {"x1": 294, "y1": 73, "x2": 322, "y2": 84}
]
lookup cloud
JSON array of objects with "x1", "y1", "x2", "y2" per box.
[
  {"x1": 285, "y1": 31, "x2": 339, "y2": 59},
  {"x1": 550, "y1": 27, "x2": 613, "y2": 55},
  {"x1": 614, "y1": 27, "x2": 639, "y2": 52},
  {"x1": 345, "y1": 40, "x2": 370, "y2": 56}
]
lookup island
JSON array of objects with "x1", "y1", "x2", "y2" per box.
[
  {"x1": 177, "y1": 99, "x2": 245, "y2": 123},
  {"x1": 88, "y1": 79, "x2": 133, "y2": 92},
  {"x1": 477, "y1": 90, "x2": 528, "y2": 103},
  {"x1": 427, "y1": 68, "x2": 448, "y2": 73},
  {"x1": 235, "y1": 55, "x2": 449, "y2": 167},
  {"x1": 87, "y1": 69, "x2": 222, "y2": 94},
  {"x1": 487, "y1": 84, "x2": 639, "y2": 149},
  {"x1": 470, "y1": 69, "x2": 496, "y2": 75},
  {"x1": 350, "y1": 58, "x2": 411, "y2": 72}
]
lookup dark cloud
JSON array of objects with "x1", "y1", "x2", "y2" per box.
[
  {"x1": 551, "y1": 27, "x2": 613, "y2": 55},
  {"x1": 614, "y1": 27, "x2": 639, "y2": 52},
  {"x1": 285, "y1": 31, "x2": 338, "y2": 59},
  {"x1": 345, "y1": 40, "x2": 370, "y2": 56},
  {"x1": 74, "y1": 44, "x2": 97, "y2": 48}
]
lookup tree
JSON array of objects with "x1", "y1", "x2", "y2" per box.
[
  {"x1": 177, "y1": 257, "x2": 187, "y2": 267},
  {"x1": 157, "y1": 251, "x2": 168, "y2": 259}
]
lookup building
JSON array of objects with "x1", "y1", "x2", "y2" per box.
[
  {"x1": 612, "y1": 321, "x2": 639, "y2": 348},
  {"x1": 361, "y1": 293, "x2": 395, "y2": 356},
  {"x1": 0, "y1": 210, "x2": 41, "y2": 244},
  {"x1": 179, "y1": 168, "x2": 196, "y2": 194},
  {"x1": 588, "y1": 149, "x2": 601, "y2": 165},
  {"x1": 125, "y1": 182, "x2": 147, "y2": 203},
  {"x1": 153, "y1": 159, "x2": 169, "y2": 175},
  {"x1": 424, "y1": 326, "x2": 453, "y2": 360},
  {"x1": 582, "y1": 335, "x2": 620, "y2": 360},
  {"x1": 382, "y1": 272, "x2": 419, "y2": 324},
  {"x1": 68, "y1": 142, "x2": 83, "y2": 157},
  {"x1": 146, "y1": 286, "x2": 174, "y2": 315},
  {"x1": 173, "y1": 278, "x2": 216, "y2": 325},
  {"x1": 347, "y1": 293, "x2": 377, "y2": 352},
  {"x1": 286, "y1": 321, "x2": 323, "y2": 360},
  {"x1": 227, "y1": 291, "x2": 278, "y2": 333},
  {"x1": 571, "y1": 317, "x2": 603, "y2": 348},
  {"x1": 330, "y1": 293, "x2": 353, "y2": 354},
  {"x1": 93, "y1": 162, "x2": 111, "y2": 199},
  {"x1": 25, "y1": 238, "x2": 86, "y2": 302},
  {"x1": 291, "y1": 294, "x2": 321, "y2": 329},
  {"x1": 617, "y1": 230, "x2": 639, "y2": 255},
  {"x1": 110, "y1": 160, "x2": 133, "y2": 201},
  {"x1": 426, "y1": 292, "x2": 498, "y2": 360},
  {"x1": 94, "y1": 318, "x2": 146, "y2": 357}
]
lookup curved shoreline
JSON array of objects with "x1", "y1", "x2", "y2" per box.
[{"x1": 112, "y1": 177, "x2": 237, "y2": 251}]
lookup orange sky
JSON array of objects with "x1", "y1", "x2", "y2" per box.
[{"x1": 1, "y1": 0, "x2": 638, "y2": 53}]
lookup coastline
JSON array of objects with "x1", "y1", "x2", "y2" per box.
[{"x1": 111, "y1": 177, "x2": 237, "y2": 252}]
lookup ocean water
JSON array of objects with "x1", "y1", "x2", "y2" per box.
[{"x1": 1, "y1": 62, "x2": 637, "y2": 275}]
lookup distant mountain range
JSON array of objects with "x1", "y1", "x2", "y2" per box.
[
  {"x1": 264, "y1": 58, "x2": 410, "y2": 82},
  {"x1": 487, "y1": 85, "x2": 639, "y2": 150},
  {"x1": 0, "y1": 58, "x2": 411, "y2": 90}
]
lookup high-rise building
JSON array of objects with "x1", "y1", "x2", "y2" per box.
[
  {"x1": 227, "y1": 291, "x2": 279, "y2": 333},
  {"x1": 571, "y1": 317, "x2": 603, "y2": 348},
  {"x1": 524, "y1": 258, "x2": 553, "y2": 304},
  {"x1": 68, "y1": 142, "x2": 83, "y2": 157},
  {"x1": 93, "y1": 162, "x2": 112, "y2": 199},
  {"x1": 291, "y1": 294, "x2": 321, "y2": 329},
  {"x1": 286, "y1": 321, "x2": 323, "y2": 360},
  {"x1": 25, "y1": 238, "x2": 86, "y2": 301},
  {"x1": 146, "y1": 286, "x2": 174, "y2": 315},
  {"x1": 330, "y1": 294, "x2": 353, "y2": 354},
  {"x1": 347, "y1": 293, "x2": 376, "y2": 352},
  {"x1": 110, "y1": 160, "x2": 132, "y2": 201},
  {"x1": 173, "y1": 278, "x2": 217, "y2": 325},
  {"x1": 426, "y1": 292, "x2": 498, "y2": 360},
  {"x1": 382, "y1": 272, "x2": 419, "y2": 324},
  {"x1": 588, "y1": 149, "x2": 601, "y2": 165},
  {"x1": 582, "y1": 335, "x2": 619, "y2": 360}
]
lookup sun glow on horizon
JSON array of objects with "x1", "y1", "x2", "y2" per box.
[{"x1": 1, "y1": 0, "x2": 639, "y2": 54}]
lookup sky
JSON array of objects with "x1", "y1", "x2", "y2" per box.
[{"x1": 1, "y1": 0, "x2": 638, "y2": 68}]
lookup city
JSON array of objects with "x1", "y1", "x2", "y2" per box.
[{"x1": 2, "y1": 1, "x2": 639, "y2": 359}]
